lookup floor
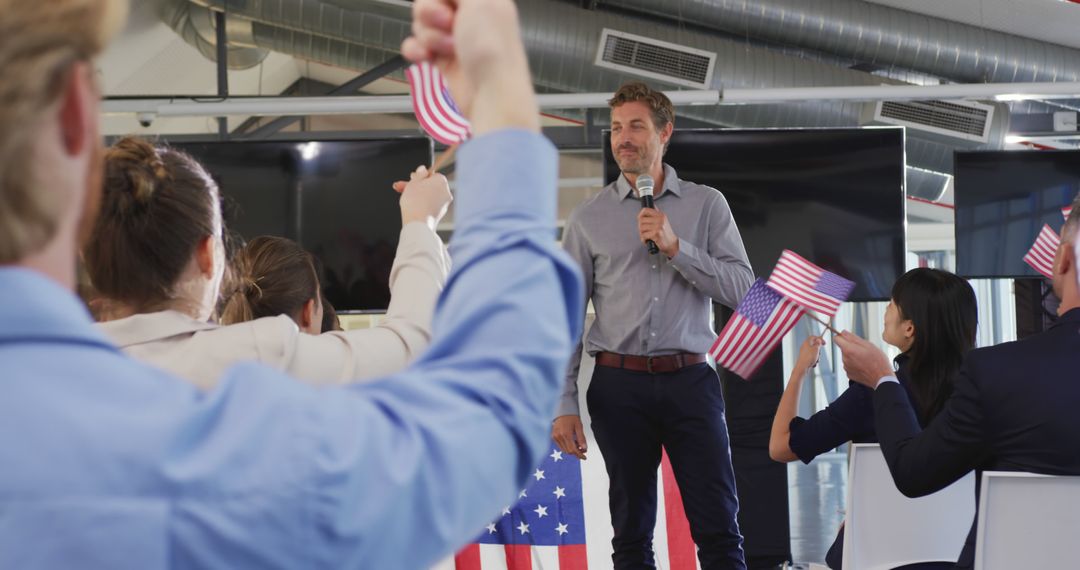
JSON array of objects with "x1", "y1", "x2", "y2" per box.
[{"x1": 787, "y1": 449, "x2": 848, "y2": 566}]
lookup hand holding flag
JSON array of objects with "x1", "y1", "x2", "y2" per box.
[
  {"x1": 401, "y1": 0, "x2": 539, "y2": 137},
  {"x1": 712, "y1": 252, "x2": 854, "y2": 380},
  {"x1": 407, "y1": 61, "x2": 471, "y2": 146}
]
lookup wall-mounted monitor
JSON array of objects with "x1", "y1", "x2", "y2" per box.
[
  {"x1": 173, "y1": 137, "x2": 432, "y2": 312},
  {"x1": 954, "y1": 149, "x2": 1080, "y2": 279},
  {"x1": 602, "y1": 128, "x2": 907, "y2": 302}
]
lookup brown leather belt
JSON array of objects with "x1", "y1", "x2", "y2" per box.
[{"x1": 595, "y1": 351, "x2": 708, "y2": 374}]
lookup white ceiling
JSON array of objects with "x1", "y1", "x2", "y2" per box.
[
  {"x1": 98, "y1": 0, "x2": 301, "y2": 135},
  {"x1": 867, "y1": 0, "x2": 1080, "y2": 50}
]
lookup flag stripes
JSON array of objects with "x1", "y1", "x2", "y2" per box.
[
  {"x1": 406, "y1": 62, "x2": 471, "y2": 145},
  {"x1": 711, "y1": 279, "x2": 806, "y2": 380},
  {"x1": 766, "y1": 250, "x2": 853, "y2": 317},
  {"x1": 661, "y1": 450, "x2": 696, "y2": 570},
  {"x1": 1023, "y1": 224, "x2": 1060, "y2": 279}
]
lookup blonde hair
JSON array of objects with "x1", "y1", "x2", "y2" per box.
[{"x1": 0, "y1": 0, "x2": 127, "y2": 262}]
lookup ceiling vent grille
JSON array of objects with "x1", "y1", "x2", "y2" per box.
[
  {"x1": 595, "y1": 29, "x2": 716, "y2": 89},
  {"x1": 875, "y1": 100, "x2": 994, "y2": 143}
]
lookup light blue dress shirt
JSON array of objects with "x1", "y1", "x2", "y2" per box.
[{"x1": 0, "y1": 129, "x2": 583, "y2": 569}]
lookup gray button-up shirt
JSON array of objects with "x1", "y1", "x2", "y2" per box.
[{"x1": 557, "y1": 164, "x2": 754, "y2": 416}]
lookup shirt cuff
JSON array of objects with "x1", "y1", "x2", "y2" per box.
[
  {"x1": 555, "y1": 393, "x2": 580, "y2": 417},
  {"x1": 667, "y1": 240, "x2": 706, "y2": 286},
  {"x1": 875, "y1": 375, "x2": 900, "y2": 389}
]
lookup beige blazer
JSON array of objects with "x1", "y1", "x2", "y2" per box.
[{"x1": 99, "y1": 222, "x2": 450, "y2": 389}]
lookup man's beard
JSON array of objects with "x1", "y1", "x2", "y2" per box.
[{"x1": 615, "y1": 145, "x2": 649, "y2": 175}]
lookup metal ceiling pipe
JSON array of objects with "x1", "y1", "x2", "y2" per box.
[
  {"x1": 157, "y1": 0, "x2": 995, "y2": 190},
  {"x1": 598, "y1": 0, "x2": 1080, "y2": 83},
  {"x1": 155, "y1": 0, "x2": 269, "y2": 69}
]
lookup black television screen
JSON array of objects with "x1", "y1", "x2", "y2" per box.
[
  {"x1": 954, "y1": 150, "x2": 1080, "y2": 279},
  {"x1": 602, "y1": 128, "x2": 906, "y2": 302},
  {"x1": 174, "y1": 138, "x2": 432, "y2": 312}
]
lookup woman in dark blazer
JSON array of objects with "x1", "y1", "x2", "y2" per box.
[{"x1": 769, "y1": 268, "x2": 979, "y2": 570}]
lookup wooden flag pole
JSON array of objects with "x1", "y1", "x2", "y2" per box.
[
  {"x1": 431, "y1": 144, "x2": 458, "y2": 175},
  {"x1": 804, "y1": 311, "x2": 839, "y2": 335}
]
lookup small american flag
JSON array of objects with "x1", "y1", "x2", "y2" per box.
[
  {"x1": 767, "y1": 250, "x2": 855, "y2": 317},
  {"x1": 406, "y1": 61, "x2": 471, "y2": 145},
  {"x1": 1023, "y1": 224, "x2": 1060, "y2": 279},
  {"x1": 710, "y1": 279, "x2": 805, "y2": 380},
  {"x1": 1064, "y1": 206, "x2": 1073, "y2": 221}
]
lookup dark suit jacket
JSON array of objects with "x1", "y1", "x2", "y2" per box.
[{"x1": 873, "y1": 307, "x2": 1080, "y2": 569}]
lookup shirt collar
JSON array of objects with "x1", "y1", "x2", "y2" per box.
[
  {"x1": 614, "y1": 163, "x2": 683, "y2": 200},
  {"x1": 0, "y1": 267, "x2": 117, "y2": 350},
  {"x1": 99, "y1": 310, "x2": 219, "y2": 348}
]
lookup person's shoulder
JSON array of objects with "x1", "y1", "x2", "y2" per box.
[
  {"x1": 964, "y1": 331, "x2": 1056, "y2": 376},
  {"x1": 566, "y1": 185, "x2": 615, "y2": 223},
  {"x1": 235, "y1": 315, "x2": 302, "y2": 347},
  {"x1": 675, "y1": 177, "x2": 728, "y2": 205},
  {"x1": 187, "y1": 315, "x2": 299, "y2": 360}
]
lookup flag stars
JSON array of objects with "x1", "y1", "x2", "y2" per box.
[
  {"x1": 549, "y1": 450, "x2": 563, "y2": 462},
  {"x1": 486, "y1": 523, "x2": 497, "y2": 534},
  {"x1": 553, "y1": 486, "x2": 566, "y2": 499},
  {"x1": 533, "y1": 468, "x2": 545, "y2": 481},
  {"x1": 518, "y1": 489, "x2": 528, "y2": 499},
  {"x1": 555, "y1": 522, "x2": 569, "y2": 536},
  {"x1": 501, "y1": 506, "x2": 511, "y2": 516},
  {"x1": 533, "y1": 505, "x2": 548, "y2": 518},
  {"x1": 517, "y1": 522, "x2": 530, "y2": 535}
]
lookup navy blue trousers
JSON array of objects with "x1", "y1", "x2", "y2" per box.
[{"x1": 586, "y1": 362, "x2": 747, "y2": 570}]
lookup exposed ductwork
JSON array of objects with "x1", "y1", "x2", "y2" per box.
[
  {"x1": 158, "y1": 0, "x2": 1002, "y2": 197},
  {"x1": 597, "y1": 0, "x2": 1080, "y2": 84},
  {"x1": 155, "y1": 0, "x2": 270, "y2": 69},
  {"x1": 508, "y1": 0, "x2": 1005, "y2": 171}
]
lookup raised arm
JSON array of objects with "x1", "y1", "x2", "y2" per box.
[
  {"x1": 307, "y1": 0, "x2": 585, "y2": 565},
  {"x1": 769, "y1": 335, "x2": 824, "y2": 462},
  {"x1": 288, "y1": 171, "x2": 453, "y2": 383}
]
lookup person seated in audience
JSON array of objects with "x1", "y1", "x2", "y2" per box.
[
  {"x1": 320, "y1": 291, "x2": 344, "y2": 332},
  {"x1": 83, "y1": 137, "x2": 452, "y2": 388},
  {"x1": 835, "y1": 196, "x2": 1080, "y2": 570},
  {"x1": 219, "y1": 235, "x2": 324, "y2": 334},
  {"x1": 0, "y1": 0, "x2": 582, "y2": 567},
  {"x1": 770, "y1": 268, "x2": 978, "y2": 569}
]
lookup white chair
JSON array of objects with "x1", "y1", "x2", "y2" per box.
[
  {"x1": 841, "y1": 444, "x2": 974, "y2": 570},
  {"x1": 974, "y1": 471, "x2": 1080, "y2": 569}
]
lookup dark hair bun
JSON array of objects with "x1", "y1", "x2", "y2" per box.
[{"x1": 105, "y1": 137, "x2": 168, "y2": 205}]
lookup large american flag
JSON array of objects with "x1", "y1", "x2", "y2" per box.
[
  {"x1": 766, "y1": 250, "x2": 855, "y2": 318},
  {"x1": 1023, "y1": 224, "x2": 1060, "y2": 279},
  {"x1": 435, "y1": 447, "x2": 701, "y2": 570},
  {"x1": 455, "y1": 446, "x2": 588, "y2": 569},
  {"x1": 406, "y1": 61, "x2": 471, "y2": 145},
  {"x1": 710, "y1": 279, "x2": 805, "y2": 380}
]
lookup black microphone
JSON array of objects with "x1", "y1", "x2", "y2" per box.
[{"x1": 637, "y1": 175, "x2": 660, "y2": 255}]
